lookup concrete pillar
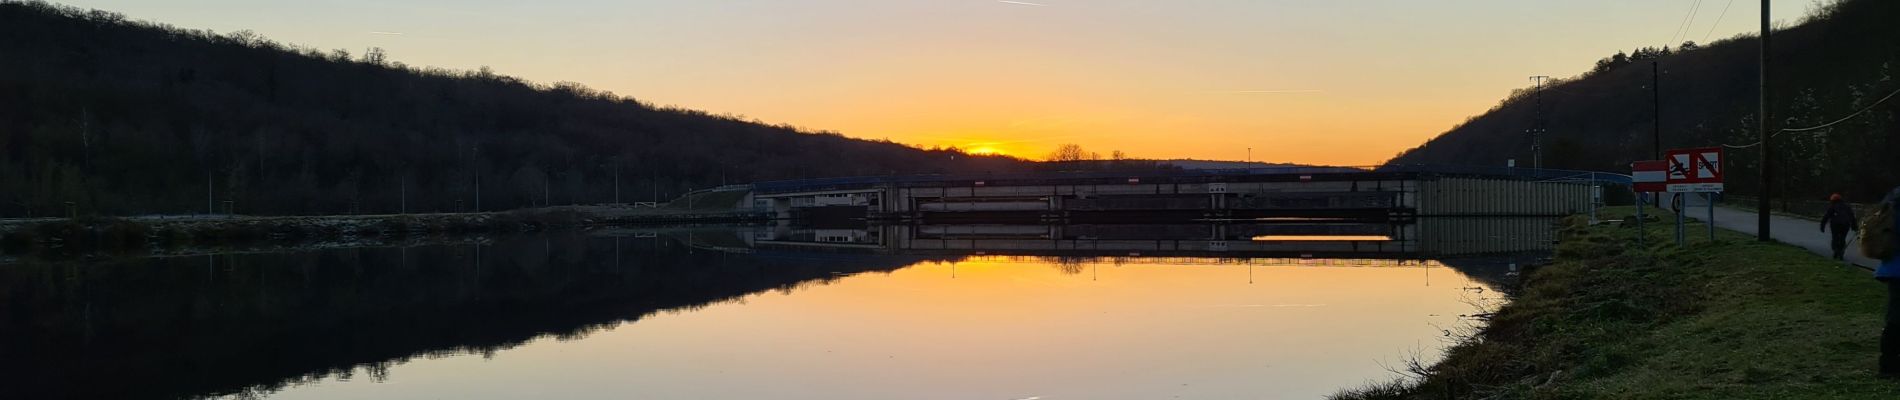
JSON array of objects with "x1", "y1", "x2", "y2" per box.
[{"x1": 774, "y1": 198, "x2": 792, "y2": 219}]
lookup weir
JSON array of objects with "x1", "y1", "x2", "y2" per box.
[{"x1": 747, "y1": 166, "x2": 1626, "y2": 223}]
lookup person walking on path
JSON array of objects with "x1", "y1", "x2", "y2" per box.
[
  {"x1": 1823, "y1": 193, "x2": 1859, "y2": 261},
  {"x1": 1877, "y1": 187, "x2": 1900, "y2": 378}
]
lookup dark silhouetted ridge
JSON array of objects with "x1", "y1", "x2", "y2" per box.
[
  {"x1": 1388, "y1": 0, "x2": 1899, "y2": 201},
  {"x1": 0, "y1": 1, "x2": 1025, "y2": 217}
]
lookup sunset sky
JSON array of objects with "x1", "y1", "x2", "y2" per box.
[{"x1": 59, "y1": 0, "x2": 1817, "y2": 165}]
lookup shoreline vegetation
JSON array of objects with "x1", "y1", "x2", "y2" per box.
[
  {"x1": 1388, "y1": 0, "x2": 1899, "y2": 203},
  {"x1": 1332, "y1": 207, "x2": 1900, "y2": 399},
  {"x1": 0, "y1": 190, "x2": 760, "y2": 260}
]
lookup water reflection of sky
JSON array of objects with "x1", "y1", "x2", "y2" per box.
[{"x1": 258, "y1": 258, "x2": 1500, "y2": 400}]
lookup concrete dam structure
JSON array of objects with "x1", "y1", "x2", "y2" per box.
[{"x1": 746, "y1": 166, "x2": 1624, "y2": 223}]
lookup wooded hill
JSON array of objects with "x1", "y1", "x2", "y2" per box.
[
  {"x1": 0, "y1": 1, "x2": 1025, "y2": 217},
  {"x1": 1389, "y1": 0, "x2": 1900, "y2": 201}
]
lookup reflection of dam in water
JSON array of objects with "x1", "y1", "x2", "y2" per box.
[
  {"x1": 742, "y1": 218, "x2": 1557, "y2": 259},
  {"x1": 691, "y1": 222, "x2": 1544, "y2": 301}
]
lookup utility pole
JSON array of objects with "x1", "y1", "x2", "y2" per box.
[
  {"x1": 81, "y1": 107, "x2": 92, "y2": 170},
  {"x1": 207, "y1": 170, "x2": 213, "y2": 215},
  {"x1": 613, "y1": 165, "x2": 622, "y2": 203},
  {"x1": 1652, "y1": 61, "x2": 1663, "y2": 160},
  {"x1": 1757, "y1": 0, "x2": 1773, "y2": 241},
  {"x1": 1650, "y1": 62, "x2": 1665, "y2": 211},
  {"x1": 1529, "y1": 75, "x2": 1550, "y2": 169},
  {"x1": 469, "y1": 144, "x2": 480, "y2": 212},
  {"x1": 399, "y1": 175, "x2": 407, "y2": 214}
]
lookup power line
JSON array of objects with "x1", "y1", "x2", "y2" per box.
[
  {"x1": 1703, "y1": 0, "x2": 1736, "y2": 42},
  {"x1": 1671, "y1": 0, "x2": 1705, "y2": 44},
  {"x1": 1723, "y1": 86, "x2": 1900, "y2": 149},
  {"x1": 1681, "y1": 0, "x2": 1706, "y2": 43}
]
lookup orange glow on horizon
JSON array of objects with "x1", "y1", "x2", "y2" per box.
[{"x1": 965, "y1": 146, "x2": 1006, "y2": 156}]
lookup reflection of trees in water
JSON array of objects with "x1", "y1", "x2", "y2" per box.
[
  {"x1": 0, "y1": 233, "x2": 918, "y2": 399},
  {"x1": 1040, "y1": 256, "x2": 1100, "y2": 275},
  {"x1": 1035, "y1": 256, "x2": 1131, "y2": 274}
]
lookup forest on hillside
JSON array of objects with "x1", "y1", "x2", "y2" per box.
[
  {"x1": 1389, "y1": 0, "x2": 1900, "y2": 201},
  {"x1": 0, "y1": 1, "x2": 1028, "y2": 217}
]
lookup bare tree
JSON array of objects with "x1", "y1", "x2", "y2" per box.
[
  {"x1": 1047, "y1": 143, "x2": 1092, "y2": 162},
  {"x1": 364, "y1": 47, "x2": 387, "y2": 65}
]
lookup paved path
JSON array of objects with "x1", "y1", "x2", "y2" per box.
[{"x1": 1673, "y1": 195, "x2": 1880, "y2": 270}]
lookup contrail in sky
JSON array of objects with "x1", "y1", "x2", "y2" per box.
[
  {"x1": 369, "y1": 31, "x2": 405, "y2": 35},
  {"x1": 997, "y1": 1, "x2": 1047, "y2": 6}
]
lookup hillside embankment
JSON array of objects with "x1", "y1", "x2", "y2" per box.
[{"x1": 1334, "y1": 207, "x2": 1900, "y2": 399}]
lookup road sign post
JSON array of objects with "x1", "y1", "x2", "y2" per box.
[
  {"x1": 1707, "y1": 193, "x2": 1716, "y2": 242},
  {"x1": 1664, "y1": 147, "x2": 1725, "y2": 246},
  {"x1": 1632, "y1": 161, "x2": 1670, "y2": 247},
  {"x1": 1677, "y1": 195, "x2": 1686, "y2": 245},
  {"x1": 1636, "y1": 191, "x2": 1646, "y2": 248}
]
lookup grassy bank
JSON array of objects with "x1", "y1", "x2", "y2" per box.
[{"x1": 1334, "y1": 207, "x2": 1900, "y2": 399}]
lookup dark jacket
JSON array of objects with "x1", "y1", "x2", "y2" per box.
[
  {"x1": 1823, "y1": 201, "x2": 1859, "y2": 231},
  {"x1": 1879, "y1": 188, "x2": 1900, "y2": 280}
]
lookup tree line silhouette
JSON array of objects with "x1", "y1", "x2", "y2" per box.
[
  {"x1": 1389, "y1": 0, "x2": 1900, "y2": 202},
  {"x1": 0, "y1": 1, "x2": 1026, "y2": 217}
]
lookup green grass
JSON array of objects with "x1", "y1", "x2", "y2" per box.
[{"x1": 1333, "y1": 207, "x2": 1900, "y2": 399}]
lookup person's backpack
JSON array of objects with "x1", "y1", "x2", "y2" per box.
[{"x1": 1862, "y1": 202, "x2": 1897, "y2": 260}]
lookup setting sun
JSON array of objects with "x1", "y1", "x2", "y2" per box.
[{"x1": 966, "y1": 146, "x2": 1006, "y2": 156}]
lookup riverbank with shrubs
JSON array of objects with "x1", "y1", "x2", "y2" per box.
[{"x1": 1332, "y1": 208, "x2": 1900, "y2": 399}]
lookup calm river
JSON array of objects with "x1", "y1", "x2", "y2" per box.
[{"x1": 1, "y1": 220, "x2": 1552, "y2": 399}]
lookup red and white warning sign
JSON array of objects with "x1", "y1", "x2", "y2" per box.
[
  {"x1": 1631, "y1": 160, "x2": 1668, "y2": 193},
  {"x1": 1665, "y1": 147, "x2": 1723, "y2": 193}
]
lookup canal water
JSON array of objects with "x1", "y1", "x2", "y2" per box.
[{"x1": 0, "y1": 220, "x2": 1553, "y2": 399}]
